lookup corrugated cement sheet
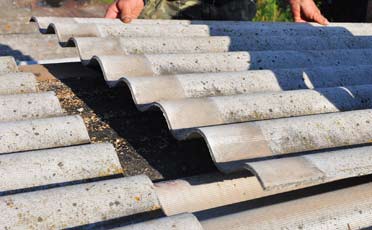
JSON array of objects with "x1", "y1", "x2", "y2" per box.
[
  {"x1": 0, "y1": 3, "x2": 37, "y2": 34},
  {"x1": 0, "y1": 34, "x2": 79, "y2": 64},
  {"x1": 4, "y1": 17, "x2": 372, "y2": 228},
  {"x1": 0, "y1": 56, "x2": 161, "y2": 229}
]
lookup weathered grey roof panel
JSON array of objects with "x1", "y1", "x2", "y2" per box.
[
  {"x1": 187, "y1": 109, "x2": 372, "y2": 172},
  {"x1": 0, "y1": 175, "x2": 159, "y2": 229},
  {"x1": 0, "y1": 56, "x2": 18, "y2": 74},
  {"x1": 0, "y1": 34, "x2": 79, "y2": 64},
  {"x1": 247, "y1": 145, "x2": 372, "y2": 191},
  {"x1": 0, "y1": 55, "x2": 169, "y2": 229},
  {"x1": 0, "y1": 143, "x2": 121, "y2": 192},
  {"x1": 93, "y1": 49, "x2": 372, "y2": 86},
  {"x1": 0, "y1": 21, "x2": 38, "y2": 34},
  {"x1": 72, "y1": 36, "x2": 234, "y2": 63},
  {"x1": 45, "y1": 20, "x2": 372, "y2": 43},
  {"x1": 0, "y1": 92, "x2": 63, "y2": 121},
  {"x1": 155, "y1": 174, "x2": 276, "y2": 216},
  {"x1": 71, "y1": 35, "x2": 372, "y2": 63},
  {"x1": 200, "y1": 182, "x2": 372, "y2": 230},
  {"x1": 155, "y1": 85, "x2": 372, "y2": 132},
  {"x1": 0, "y1": 115, "x2": 90, "y2": 154},
  {"x1": 49, "y1": 22, "x2": 212, "y2": 43},
  {"x1": 31, "y1": 16, "x2": 191, "y2": 31},
  {"x1": 122, "y1": 65, "x2": 372, "y2": 106},
  {"x1": 5, "y1": 16, "x2": 372, "y2": 228},
  {"x1": 0, "y1": 72, "x2": 38, "y2": 94}
]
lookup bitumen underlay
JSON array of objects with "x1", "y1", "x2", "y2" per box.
[{"x1": 26, "y1": 63, "x2": 217, "y2": 181}]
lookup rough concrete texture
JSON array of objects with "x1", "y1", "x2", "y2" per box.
[
  {"x1": 0, "y1": 115, "x2": 90, "y2": 154},
  {"x1": 157, "y1": 85, "x2": 372, "y2": 131},
  {"x1": 247, "y1": 145, "x2": 372, "y2": 191},
  {"x1": 72, "y1": 36, "x2": 235, "y2": 62},
  {"x1": 94, "y1": 49, "x2": 372, "y2": 85},
  {"x1": 0, "y1": 3, "x2": 35, "y2": 35},
  {"x1": 155, "y1": 173, "x2": 277, "y2": 216},
  {"x1": 200, "y1": 182, "x2": 372, "y2": 230},
  {"x1": 0, "y1": 175, "x2": 160, "y2": 229},
  {"x1": 122, "y1": 65, "x2": 372, "y2": 105},
  {"x1": 46, "y1": 20, "x2": 372, "y2": 43},
  {"x1": 31, "y1": 16, "x2": 122, "y2": 31},
  {"x1": 0, "y1": 20, "x2": 38, "y2": 34},
  {"x1": 0, "y1": 91, "x2": 63, "y2": 121},
  {"x1": 189, "y1": 109, "x2": 372, "y2": 173},
  {"x1": 0, "y1": 34, "x2": 79, "y2": 64},
  {"x1": 0, "y1": 56, "x2": 18, "y2": 74},
  {"x1": 49, "y1": 22, "x2": 212, "y2": 43},
  {"x1": 31, "y1": 16, "x2": 190, "y2": 31},
  {"x1": 15, "y1": 17, "x2": 372, "y2": 228},
  {"x1": 0, "y1": 143, "x2": 122, "y2": 192},
  {"x1": 0, "y1": 72, "x2": 38, "y2": 94},
  {"x1": 72, "y1": 35, "x2": 372, "y2": 62}
]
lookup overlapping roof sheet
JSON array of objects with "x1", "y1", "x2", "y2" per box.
[{"x1": 2, "y1": 16, "x2": 372, "y2": 229}]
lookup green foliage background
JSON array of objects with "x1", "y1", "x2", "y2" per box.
[
  {"x1": 253, "y1": 0, "x2": 292, "y2": 22},
  {"x1": 253, "y1": 0, "x2": 324, "y2": 22},
  {"x1": 93, "y1": 0, "x2": 115, "y2": 4}
]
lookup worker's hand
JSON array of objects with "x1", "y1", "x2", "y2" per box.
[
  {"x1": 288, "y1": 0, "x2": 329, "y2": 25},
  {"x1": 104, "y1": 0, "x2": 144, "y2": 23}
]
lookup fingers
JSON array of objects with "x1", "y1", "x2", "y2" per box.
[
  {"x1": 294, "y1": 18, "x2": 307, "y2": 23},
  {"x1": 289, "y1": 0, "x2": 329, "y2": 25},
  {"x1": 105, "y1": 0, "x2": 144, "y2": 23},
  {"x1": 132, "y1": 1, "x2": 145, "y2": 19},
  {"x1": 289, "y1": 1, "x2": 303, "y2": 23},
  {"x1": 312, "y1": 11, "x2": 329, "y2": 25},
  {"x1": 119, "y1": 1, "x2": 133, "y2": 23},
  {"x1": 104, "y1": 2, "x2": 119, "y2": 19}
]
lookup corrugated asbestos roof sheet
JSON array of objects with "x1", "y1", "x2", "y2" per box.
[
  {"x1": 0, "y1": 11, "x2": 80, "y2": 64},
  {"x1": 2, "y1": 16, "x2": 372, "y2": 229},
  {"x1": 0, "y1": 33, "x2": 79, "y2": 64}
]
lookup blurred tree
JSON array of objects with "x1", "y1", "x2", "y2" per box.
[
  {"x1": 92, "y1": 0, "x2": 114, "y2": 4},
  {"x1": 253, "y1": 0, "x2": 292, "y2": 21}
]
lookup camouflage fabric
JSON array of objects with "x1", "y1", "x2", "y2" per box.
[{"x1": 139, "y1": 0, "x2": 257, "y2": 21}]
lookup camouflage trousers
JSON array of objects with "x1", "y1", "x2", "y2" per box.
[{"x1": 139, "y1": 0, "x2": 257, "y2": 21}]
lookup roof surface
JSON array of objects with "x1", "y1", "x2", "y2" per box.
[{"x1": 1, "y1": 14, "x2": 372, "y2": 229}]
